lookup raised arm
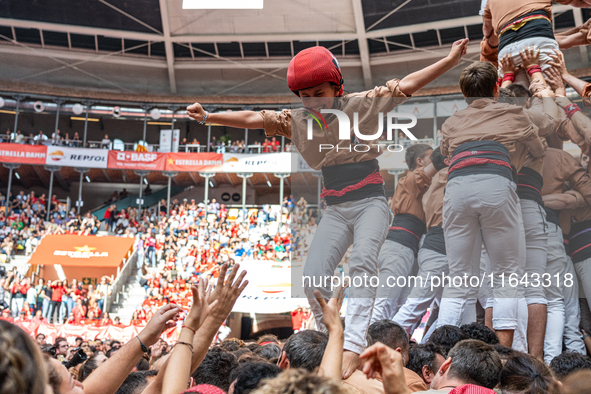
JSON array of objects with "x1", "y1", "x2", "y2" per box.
[
  {"x1": 398, "y1": 39, "x2": 468, "y2": 96},
  {"x1": 83, "y1": 303, "x2": 182, "y2": 394},
  {"x1": 186, "y1": 103, "x2": 264, "y2": 129},
  {"x1": 549, "y1": 49, "x2": 589, "y2": 97},
  {"x1": 315, "y1": 287, "x2": 345, "y2": 380},
  {"x1": 542, "y1": 192, "x2": 582, "y2": 210}
]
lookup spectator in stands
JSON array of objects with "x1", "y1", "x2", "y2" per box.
[
  {"x1": 52, "y1": 129, "x2": 62, "y2": 145},
  {"x1": 14, "y1": 129, "x2": 24, "y2": 144},
  {"x1": 101, "y1": 134, "x2": 111, "y2": 149},
  {"x1": 64, "y1": 132, "x2": 71, "y2": 146},
  {"x1": 34, "y1": 130, "x2": 46, "y2": 145},
  {"x1": 4, "y1": 128, "x2": 12, "y2": 142},
  {"x1": 96, "y1": 277, "x2": 111, "y2": 313},
  {"x1": 71, "y1": 131, "x2": 81, "y2": 147},
  {"x1": 27, "y1": 132, "x2": 35, "y2": 144}
]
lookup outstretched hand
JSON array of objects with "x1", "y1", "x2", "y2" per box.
[
  {"x1": 139, "y1": 303, "x2": 183, "y2": 347},
  {"x1": 208, "y1": 263, "x2": 248, "y2": 323},
  {"x1": 447, "y1": 38, "x2": 469, "y2": 67},
  {"x1": 184, "y1": 280, "x2": 217, "y2": 331},
  {"x1": 500, "y1": 54, "x2": 519, "y2": 76},
  {"x1": 519, "y1": 46, "x2": 540, "y2": 70},
  {"x1": 548, "y1": 49, "x2": 567, "y2": 76}
]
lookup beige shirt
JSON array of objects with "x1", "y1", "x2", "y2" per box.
[
  {"x1": 423, "y1": 168, "x2": 448, "y2": 230},
  {"x1": 391, "y1": 168, "x2": 432, "y2": 222},
  {"x1": 541, "y1": 149, "x2": 591, "y2": 208},
  {"x1": 441, "y1": 98, "x2": 539, "y2": 172},
  {"x1": 483, "y1": 0, "x2": 572, "y2": 36},
  {"x1": 259, "y1": 79, "x2": 409, "y2": 170}
]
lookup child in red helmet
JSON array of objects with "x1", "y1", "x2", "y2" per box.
[{"x1": 187, "y1": 39, "x2": 468, "y2": 379}]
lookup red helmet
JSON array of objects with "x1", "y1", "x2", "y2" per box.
[{"x1": 287, "y1": 46, "x2": 343, "y2": 96}]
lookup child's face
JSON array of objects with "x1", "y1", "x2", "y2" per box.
[{"x1": 299, "y1": 82, "x2": 339, "y2": 112}]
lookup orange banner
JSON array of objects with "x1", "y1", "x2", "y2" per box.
[
  {"x1": 28, "y1": 235, "x2": 134, "y2": 267},
  {"x1": 0, "y1": 143, "x2": 47, "y2": 164},
  {"x1": 165, "y1": 152, "x2": 223, "y2": 172},
  {"x1": 107, "y1": 151, "x2": 167, "y2": 171}
]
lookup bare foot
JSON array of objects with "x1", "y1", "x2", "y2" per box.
[{"x1": 342, "y1": 350, "x2": 361, "y2": 380}]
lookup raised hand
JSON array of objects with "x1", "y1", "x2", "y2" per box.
[
  {"x1": 208, "y1": 263, "x2": 248, "y2": 323},
  {"x1": 184, "y1": 280, "x2": 217, "y2": 331},
  {"x1": 139, "y1": 303, "x2": 182, "y2": 347},
  {"x1": 544, "y1": 67, "x2": 566, "y2": 96},
  {"x1": 548, "y1": 49, "x2": 568, "y2": 77},
  {"x1": 360, "y1": 342, "x2": 410, "y2": 394},
  {"x1": 447, "y1": 38, "x2": 469, "y2": 67},
  {"x1": 186, "y1": 102, "x2": 207, "y2": 122}
]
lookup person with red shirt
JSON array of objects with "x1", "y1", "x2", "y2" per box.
[
  {"x1": 49, "y1": 280, "x2": 65, "y2": 324},
  {"x1": 10, "y1": 277, "x2": 29, "y2": 319},
  {"x1": 291, "y1": 306, "x2": 305, "y2": 332},
  {"x1": 0, "y1": 308, "x2": 13, "y2": 322},
  {"x1": 71, "y1": 299, "x2": 87, "y2": 324}
]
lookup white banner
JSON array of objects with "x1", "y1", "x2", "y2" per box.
[
  {"x1": 223, "y1": 153, "x2": 292, "y2": 173},
  {"x1": 436, "y1": 100, "x2": 468, "y2": 117},
  {"x1": 231, "y1": 260, "x2": 309, "y2": 314},
  {"x1": 160, "y1": 129, "x2": 180, "y2": 153},
  {"x1": 45, "y1": 147, "x2": 108, "y2": 168},
  {"x1": 398, "y1": 102, "x2": 434, "y2": 119}
]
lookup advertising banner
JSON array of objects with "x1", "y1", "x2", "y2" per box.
[
  {"x1": 223, "y1": 153, "x2": 292, "y2": 173},
  {"x1": 45, "y1": 146, "x2": 109, "y2": 168},
  {"x1": 107, "y1": 151, "x2": 167, "y2": 171},
  {"x1": 164, "y1": 152, "x2": 223, "y2": 172},
  {"x1": 0, "y1": 143, "x2": 47, "y2": 165}
]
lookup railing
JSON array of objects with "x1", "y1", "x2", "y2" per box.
[{"x1": 104, "y1": 246, "x2": 137, "y2": 314}]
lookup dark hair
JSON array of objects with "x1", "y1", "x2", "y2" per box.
[
  {"x1": 78, "y1": 354, "x2": 104, "y2": 382},
  {"x1": 405, "y1": 144, "x2": 433, "y2": 172},
  {"x1": 459, "y1": 61, "x2": 497, "y2": 103},
  {"x1": 447, "y1": 339, "x2": 502, "y2": 389},
  {"x1": 498, "y1": 87, "x2": 516, "y2": 104},
  {"x1": 430, "y1": 147, "x2": 448, "y2": 172},
  {"x1": 550, "y1": 351, "x2": 591, "y2": 380},
  {"x1": 460, "y1": 323, "x2": 499, "y2": 345},
  {"x1": 233, "y1": 348, "x2": 252, "y2": 360},
  {"x1": 500, "y1": 351, "x2": 558, "y2": 394},
  {"x1": 493, "y1": 344, "x2": 516, "y2": 362},
  {"x1": 407, "y1": 342, "x2": 445, "y2": 378},
  {"x1": 506, "y1": 83, "x2": 532, "y2": 98},
  {"x1": 219, "y1": 338, "x2": 244, "y2": 352},
  {"x1": 230, "y1": 362, "x2": 281, "y2": 394},
  {"x1": 54, "y1": 337, "x2": 67, "y2": 348},
  {"x1": 254, "y1": 343, "x2": 282, "y2": 361},
  {"x1": 0, "y1": 320, "x2": 47, "y2": 394},
  {"x1": 135, "y1": 356, "x2": 150, "y2": 371},
  {"x1": 246, "y1": 343, "x2": 261, "y2": 352},
  {"x1": 428, "y1": 325, "x2": 469, "y2": 357},
  {"x1": 190, "y1": 347, "x2": 239, "y2": 391},
  {"x1": 283, "y1": 330, "x2": 328, "y2": 372},
  {"x1": 75, "y1": 337, "x2": 83, "y2": 342},
  {"x1": 115, "y1": 370, "x2": 158, "y2": 394},
  {"x1": 368, "y1": 320, "x2": 409, "y2": 360}
]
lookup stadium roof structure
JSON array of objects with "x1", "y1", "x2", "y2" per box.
[{"x1": 0, "y1": 0, "x2": 590, "y2": 101}]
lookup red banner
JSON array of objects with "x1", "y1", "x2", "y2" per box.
[
  {"x1": 13, "y1": 321, "x2": 180, "y2": 344},
  {"x1": 165, "y1": 152, "x2": 223, "y2": 172},
  {"x1": 0, "y1": 143, "x2": 47, "y2": 165},
  {"x1": 107, "y1": 151, "x2": 167, "y2": 171}
]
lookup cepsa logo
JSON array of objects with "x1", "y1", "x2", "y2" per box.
[
  {"x1": 305, "y1": 108, "x2": 418, "y2": 152},
  {"x1": 116, "y1": 152, "x2": 158, "y2": 162}
]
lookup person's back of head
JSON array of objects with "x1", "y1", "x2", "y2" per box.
[
  {"x1": 256, "y1": 334, "x2": 279, "y2": 345},
  {"x1": 405, "y1": 144, "x2": 433, "y2": 172},
  {"x1": 500, "y1": 351, "x2": 558, "y2": 394},
  {"x1": 561, "y1": 370, "x2": 591, "y2": 394},
  {"x1": 459, "y1": 61, "x2": 497, "y2": 104},
  {"x1": 282, "y1": 330, "x2": 328, "y2": 371},
  {"x1": 253, "y1": 344, "x2": 282, "y2": 362},
  {"x1": 368, "y1": 320, "x2": 409, "y2": 363},
  {"x1": 220, "y1": 338, "x2": 244, "y2": 352},
  {"x1": 0, "y1": 320, "x2": 47, "y2": 394},
  {"x1": 428, "y1": 325, "x2": 469, "y2": 356},
  {"x1": 549, "y1": 351, "x2": 591, "y2": 381},
  {"x1": 230, "y1": 362, "x2": 281, "y2": 394},
  {"x1": 445, "y1": 339, "x2": 502, "y2": 389},
  {"x1": 251, "y1": 368, "x2": 345, "y2": 394},
  {"x1": 407, "y1": 342, "x2": 446, "y2": 385},
  {"x1": 191, "y1": 347, "x2": 239, "y2": 392},
  {"x1": 459, "y1": 323, "x2": 499, "y2": 345},
  {"x1": 115, "y1": 370, "x2": 158, "y2": 394}
]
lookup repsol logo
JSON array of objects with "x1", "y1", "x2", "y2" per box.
[{"x1": 69, "y1": 155, "x2": 106, "y2": 162}]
